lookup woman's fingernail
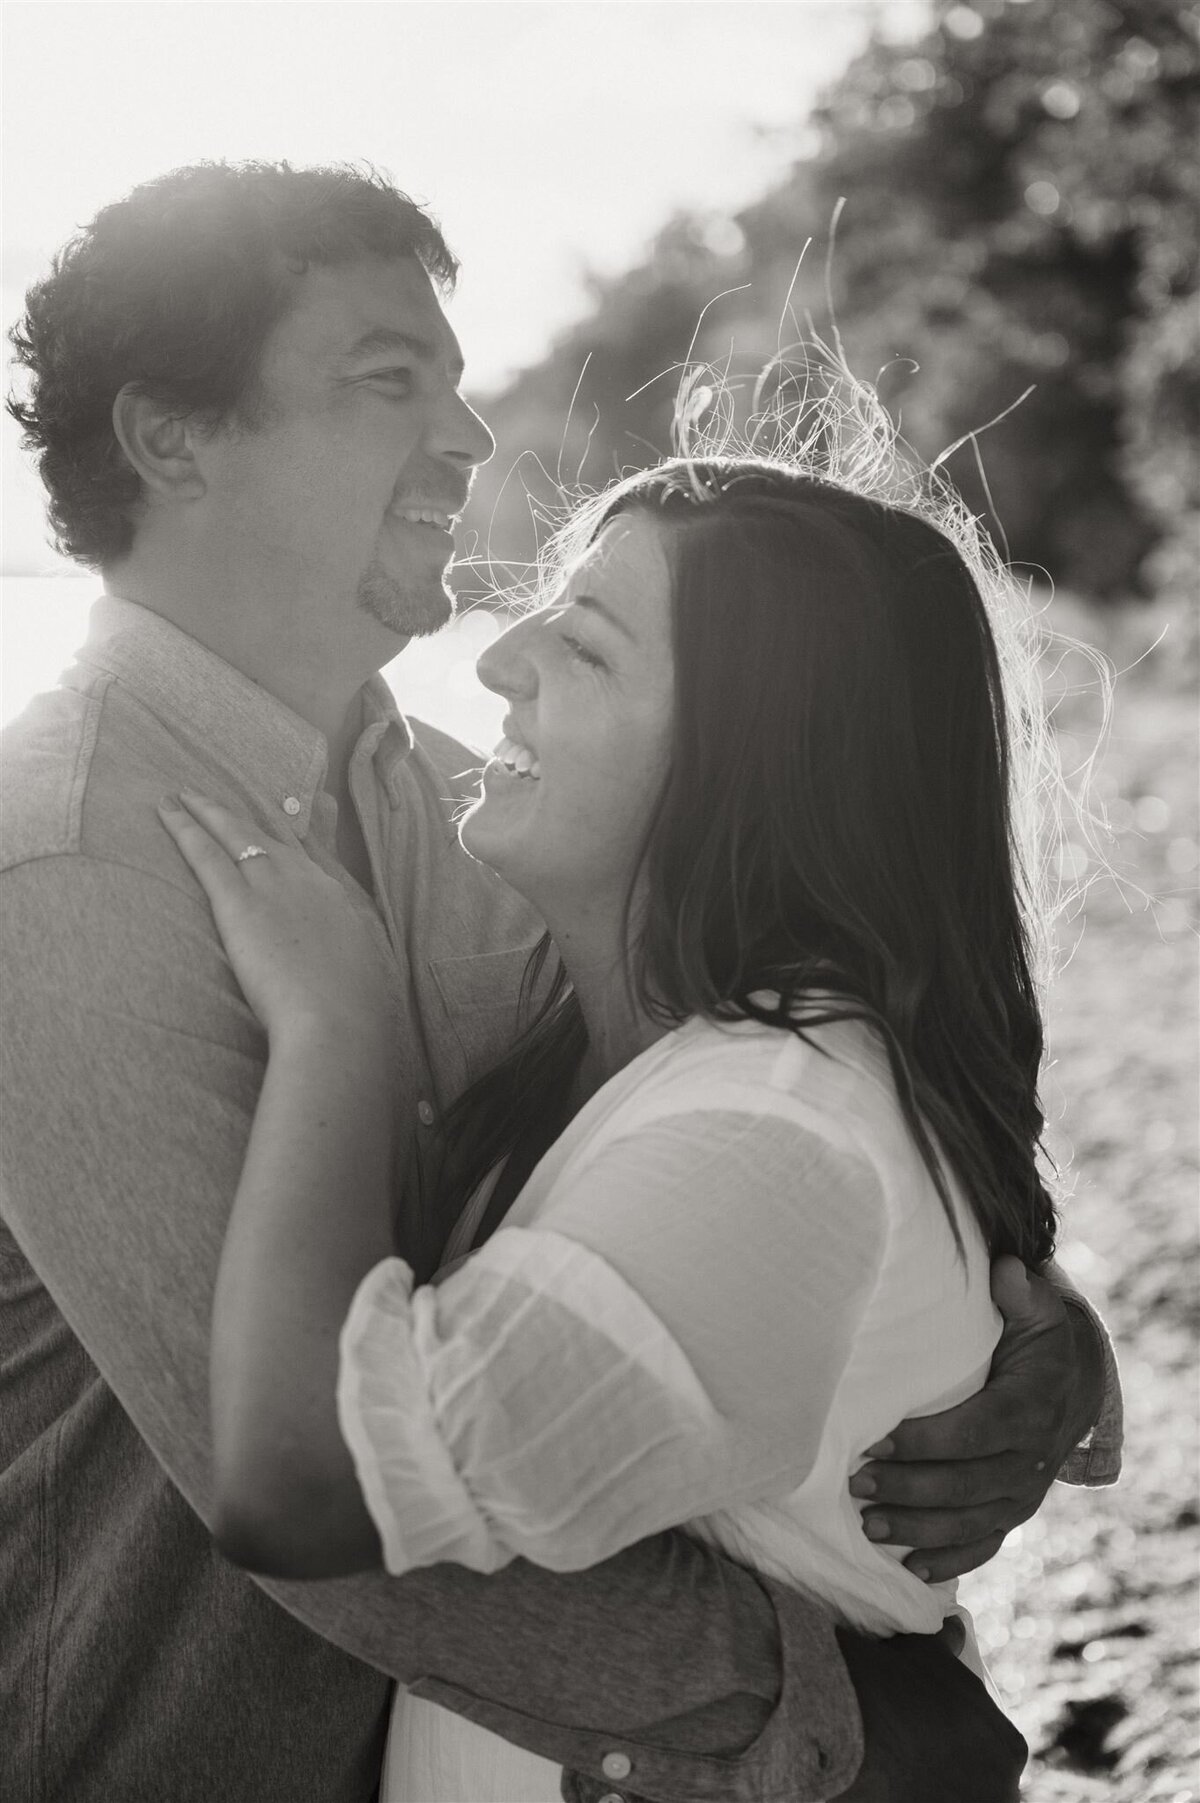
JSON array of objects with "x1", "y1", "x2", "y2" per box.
[
  {"x1": 849, "y1": 1472, "x2": 877, "y2": 1498},
  {"x1": 865, "y1": 1438, "x2": 895, "y2": 1459},
  {"x1": 158, "y1": 795, "x2": 182, "y2": 812},
  {"x1": 864, "y1": 1515, "x2": 891, "y2": 1541},
  {"x1": 911, "y1": 1563, "x2": 931, "y2": 1582}
]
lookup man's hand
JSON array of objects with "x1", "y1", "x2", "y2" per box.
[{"x1": 848, "y1": 1257, "x2": 1105, "y2": 1581}]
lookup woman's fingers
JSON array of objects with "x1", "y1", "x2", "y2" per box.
[
  {"x1": 158, "y1": 798, "x2": 246, "y2": 902},
  {"x1": 176, "y1": 790, "x2": 283, "y2": 866}
]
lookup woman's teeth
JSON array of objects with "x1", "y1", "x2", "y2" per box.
[{"x1": 493, "y1": 736, "x2": 541, "y2": 780}]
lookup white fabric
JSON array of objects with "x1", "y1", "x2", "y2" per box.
[
  {"x1": 380, "y1": 1704, "x2": 562, "y2": 1803},
  {"x1": 337, "y1": 1014, "x2": 1003, "y2": 1801}
]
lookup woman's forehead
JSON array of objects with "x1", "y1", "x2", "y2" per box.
[{"x1": 571, "y1": 514, "x2": 672, "y2": 602}]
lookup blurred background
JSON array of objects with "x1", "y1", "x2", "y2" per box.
[{"x1": 3, "y1": 3, "x2": 1197, "y2": 1796}]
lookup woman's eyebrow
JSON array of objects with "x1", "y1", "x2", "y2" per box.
[{"x1": 571, "y1": 593, "x2": 638, "y2": 643}]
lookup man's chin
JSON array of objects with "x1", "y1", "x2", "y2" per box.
[{"x1": 357, "y1": 566, "x2": 455, "y2": 638}]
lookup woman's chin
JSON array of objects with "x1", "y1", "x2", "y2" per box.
[{"x1": 457, "y1": 792, "x2": 524, "y2": 885}]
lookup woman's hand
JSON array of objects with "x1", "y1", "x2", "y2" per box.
[{"x1": 159, "y1": 791, "x2": 392, "y2": 1043}]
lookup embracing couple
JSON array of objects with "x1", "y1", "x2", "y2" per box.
[{"x1": 1, "y1": 162, "x2": 1121, "y2": 1803}]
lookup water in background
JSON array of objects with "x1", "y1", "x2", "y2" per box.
[{"x1": 0, "y1": 576, "x2": 508, "y2": 750}]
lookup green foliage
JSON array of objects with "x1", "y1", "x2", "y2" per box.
[{"x1": 465, "y1": 0, "x2": 1198, "y2": 604}]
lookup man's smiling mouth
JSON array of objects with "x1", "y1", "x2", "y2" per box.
[{"x1": 392, "y1": 505, "x2": 456, "y2": 531}]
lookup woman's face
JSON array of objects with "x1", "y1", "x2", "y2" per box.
[{"x1": 460, "y1": 511, "x2": 676, "y2": 920}]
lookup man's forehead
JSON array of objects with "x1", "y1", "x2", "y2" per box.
[{"x1": 275, "y1": 258, "x2": 463, "y2": 372}]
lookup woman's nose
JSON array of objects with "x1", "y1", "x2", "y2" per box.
[{"x1": 476, "y1": 618, "x2": 536, "y2": 700}]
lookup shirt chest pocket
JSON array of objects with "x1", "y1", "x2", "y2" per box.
[{"x1": 427, "y1": 941, "x2": 544, "y2": 1095}]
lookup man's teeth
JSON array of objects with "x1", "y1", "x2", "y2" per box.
[
  {"x1": 493, "y1": 736, "x2": 541, "y2": 780},
  {"x1": 396, "y1": 507, "x2": 453, "y2": 528}
]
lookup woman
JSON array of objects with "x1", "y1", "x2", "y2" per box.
[{"x1": 161, "y1": 454, "x2": 1057, "y2": 1800}]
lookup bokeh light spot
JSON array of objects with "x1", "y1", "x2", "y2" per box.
[
  {"x1": 1041, "y1": 80, "x2": 1082, "y2": 120},
  {"x1": 1025, "y1": 180, "x2": 1061, "y2": 217},
  {"x1": 944, "y1": 7, "x2": 985, "y2": 40}
]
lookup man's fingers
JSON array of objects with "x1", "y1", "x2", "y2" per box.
[
  {"x1": 902, "y1": 1532, "x2": 1009, "y2": 1585},
  {"x1": 860, "y1": 1498, "x2": 1028, "y2": 1554},
  {"x1": 851, "y1": 1449, "x2": 1029, "y2": 1511},
  {"x1": 871, "y1": 1390, "x2": 1032, "y2": 1463}
]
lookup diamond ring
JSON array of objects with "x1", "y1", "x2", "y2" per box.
[{"x1": 236, "y1": 845, "x2": 268, "y2": 864}]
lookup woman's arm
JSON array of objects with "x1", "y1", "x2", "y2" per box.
[
  {"x1": 160, "y1": 792, "x2": 400, "y2": 1575},
  {"x1": 209, "y1": 1014, "x2": 397, "y2": 1574}
]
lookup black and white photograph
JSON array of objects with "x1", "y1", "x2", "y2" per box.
[{"x1": 2, "y1": 4, "x2": 1196, "y2": 1800}]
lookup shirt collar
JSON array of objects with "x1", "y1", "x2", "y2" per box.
[
  {"x1": 76, "y1": 595, "x2": 414, "y2": 827},
  {"x1": 359, "y1": 669, "x2": 417, "y2": 807}
]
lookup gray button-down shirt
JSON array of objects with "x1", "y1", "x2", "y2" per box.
[{"x1": 0, "y1": 598, "x2": 865, "y2": 1803}]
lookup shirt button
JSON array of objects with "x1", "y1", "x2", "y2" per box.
[
  {"x1": 601, "y1": 1753, "x2": 632, "y2": 1780},
  {"x1": 282, "y1": 796, "x2": 301, "y2": 817},
  {"x1": 598, "y1": 1794, "x2": 625, "y2": 1803},
  {"x1": 417, "y1": 1099, "x2": 435, "y2": 1127}
]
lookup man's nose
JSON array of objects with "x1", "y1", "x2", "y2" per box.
[{"x1": 431, "y1": 391, "x2": 495, "y2": 471}]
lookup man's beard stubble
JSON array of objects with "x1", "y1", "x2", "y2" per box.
[{"x1": 357, "y1": 559, "x2": 455, "y2": 638}]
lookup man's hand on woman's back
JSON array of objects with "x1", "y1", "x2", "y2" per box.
[{"x1": 849, "y1": 1257, "x2": 1107, "y2": 1581}]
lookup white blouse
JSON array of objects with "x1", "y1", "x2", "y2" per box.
[{"x1": 337, "y1": 1011, "x2": 1002, "y2": 1642}]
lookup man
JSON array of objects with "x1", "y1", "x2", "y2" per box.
[{"x1": 1, "y1": 162, "x2": 1119, "y2": 1803}]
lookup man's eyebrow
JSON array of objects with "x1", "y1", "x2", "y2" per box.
[
  {"x1": 339, "y1": 327, "x2": 465, "y2": 380},
  {"x1": 571, "y1": 593, "x2": 638, "y2": 643}
]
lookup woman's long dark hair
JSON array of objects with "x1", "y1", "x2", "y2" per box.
[{"x1": 438, "y1": 454, "x2": 1058, "y2": 1267}]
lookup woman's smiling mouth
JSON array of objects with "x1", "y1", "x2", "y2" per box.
[{"x1": 491, "y1": 734, "x2": 541, "y2": 780}]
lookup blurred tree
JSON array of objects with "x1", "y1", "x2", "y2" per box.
[
  {"x1": 809, "y1": 0, "x2": 1198, "y2": 598},
  {"x1": 464, "y1": 0, "x2": 1198, "y2": 604}
]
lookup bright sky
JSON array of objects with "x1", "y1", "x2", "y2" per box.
[{"x1": 3, "y1": 0, "x2": 927, "y2": 573}]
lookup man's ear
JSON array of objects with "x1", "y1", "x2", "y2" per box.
[{"x1": 111, "y1": 386, "x2": 208, "y2": 502}]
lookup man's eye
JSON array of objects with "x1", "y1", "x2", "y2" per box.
[
  {"x1": 560, "y1": 633, "x2": 605, "y2": 670},
  {"x1": 370, "y1": 369, "x2": 415, "y2": 393}
]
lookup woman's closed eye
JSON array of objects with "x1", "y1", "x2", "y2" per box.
[{"x1": 559, "y1": 633, "x2": 606, "y2": 671}]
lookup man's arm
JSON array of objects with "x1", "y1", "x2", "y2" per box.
[
  {"x1": 1045, "y1": 1260, "x2": 1124, "y2": 1487},
  {"x1": 0, "y1": 853, "x2": 861, "y2": 1801}
]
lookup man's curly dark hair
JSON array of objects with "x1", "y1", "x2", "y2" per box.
[{"x1": 6, "y1": 161, "x2": 458, "y2": 569}]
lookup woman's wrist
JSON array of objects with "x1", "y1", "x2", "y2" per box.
[
  {"x1": 268, "y1": 1005, "x2": 396, "y2": 1064},
  {"x1": 265, "y1": 1012, "x2": 400, "y2": 1133}
]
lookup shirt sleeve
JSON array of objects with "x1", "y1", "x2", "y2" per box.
[
  {"x1": 1042, "y1": 1259, "x2": 1124, "y2": 1485},
  {"x1": 338, "y1": 1108, "x2": 887, "y2": 1574}
]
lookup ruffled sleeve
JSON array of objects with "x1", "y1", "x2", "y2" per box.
[{"x1": 336, "y1": 1109, "x2": 885, "y2": 1576}]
